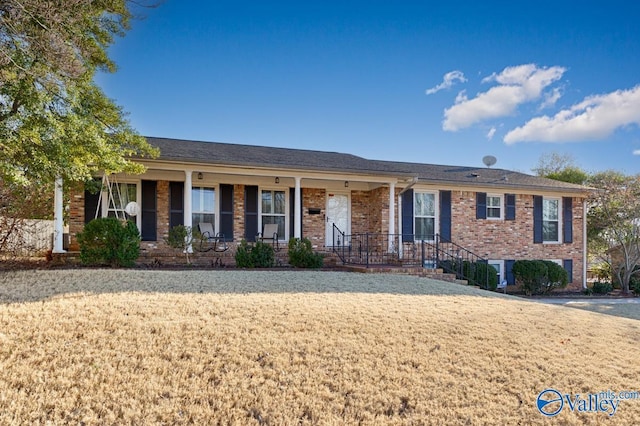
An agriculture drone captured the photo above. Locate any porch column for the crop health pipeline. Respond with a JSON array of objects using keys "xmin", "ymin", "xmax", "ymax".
[
  {"xmin": 294, "ymin": 177, "xmax": 302, "ymax": 239},
  {"xmin": 388, "ymin": 182, "xmax": 395, "ymax": 252},
  {"xmin": 184, "ymin": 170, "xmax": 193, "ymax": 252},
  {"xmin": 53, "ymin": 177, "xmax": 65, "ymax": 253}
]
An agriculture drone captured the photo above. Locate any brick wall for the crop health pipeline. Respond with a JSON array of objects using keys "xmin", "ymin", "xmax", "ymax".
[
  {"xmin": 302, "ymin": 188, "xmax": 326, "ymax": 248},
  {"xmin": 450, "ymin": 191, "xmax": 585, "ymax": 288},
  {"xmin": 68, "ymin": 183, "xmax": 85, "ymax": 251},
  {"xmin": 233, "ymin": 184, "xmax": 245, "ymax": 241}
]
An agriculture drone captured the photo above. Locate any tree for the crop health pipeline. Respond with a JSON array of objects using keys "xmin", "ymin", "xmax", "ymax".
[
  {"xmin": 587, "ymin": 171, "xmax": 640, "ymax": 294},
  {"xmin": 0, "ymin": 0, "xmax": 158, "ymax": 187},
  {"xmin": 532, "ymin": 152, "xmax": 589, "ymax": 185}
]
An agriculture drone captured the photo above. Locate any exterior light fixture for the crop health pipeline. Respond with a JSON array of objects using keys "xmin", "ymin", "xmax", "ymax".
[
  {"xmin": 275, "ymin": 177, "xmax": 280, "ymax": 184},
  {"xmin": 344, "ymin": 181, "xmax": 349, "ymax": 188},
  {"xmin": 197, "ymin": 172, "xmax": 203, "ymax": 180}
]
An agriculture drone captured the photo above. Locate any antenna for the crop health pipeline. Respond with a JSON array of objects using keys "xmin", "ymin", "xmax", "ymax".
[{"xmin": 482, "ymin": 155, "xmax": 497, "ymax": 168}]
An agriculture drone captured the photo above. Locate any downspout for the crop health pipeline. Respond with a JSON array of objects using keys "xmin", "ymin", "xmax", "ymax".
[
  {"xmin": 583, "ymin": 199, "xmax": 588, "ymax": 289},
  {"xmin": 53, "ymin": 177, "xmax": 65, "ymax": 253}
]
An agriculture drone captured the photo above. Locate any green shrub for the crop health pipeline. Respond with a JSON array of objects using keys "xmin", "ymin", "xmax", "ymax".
[
  {"xmin": 77, "ymin": 217, "xmax": 140, "ymax": 267},
  {"xmin": 288, "ymin": 238, "xmax": 324, "ymax": 268},
  {"xmin": 234, "ymin": 240, "xmax": 275, "ymax": 268},
  {"xmin": 512, "ymin": 260, "xmax": 568, "ymax": 295},
  {"xmin": 460, "ymin": 260, "xmax": 498, "ymax": 290},
  {"xmin": 591, "ymin": 281, "xmax": 613, "ymax": 295},
  {"xmin": 164, "ymin": 225, "xmax": 197, "ymax": 264}
]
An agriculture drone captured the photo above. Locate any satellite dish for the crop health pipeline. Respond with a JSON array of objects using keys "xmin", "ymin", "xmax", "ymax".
[
  {"xmin": 125, "ymin": 201, "xmax": 140, "ymax": 217},
  {"xmin": 482, "ymin": 155, "xmax": 497, "ymax": 168}
]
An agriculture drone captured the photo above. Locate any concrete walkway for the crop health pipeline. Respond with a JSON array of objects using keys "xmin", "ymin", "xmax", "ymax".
[{"xmin": 529, "ymin": 297, "xmax": 640, "ymax": 305}]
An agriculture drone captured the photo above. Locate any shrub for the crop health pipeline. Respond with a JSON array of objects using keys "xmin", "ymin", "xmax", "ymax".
[
  {"xmin": 512, "ymin": 260, "xmax": 568, "ymax": 296},
  {"xmin": 288, "ymin": 238, "xmax": 324, "ymax": 268},
  {"xmin": 164, "ymin": 225, "xmax": 197, "ymax": 264},
  {"xmin": 591, "ymin": 281, "xmax": 613, "ymax": 295},
  {"xmin": 77, "ymin": 218, "xmax": 140, "ymax": 267},
  {"xmin": 461, "ymin": 260, "xmax": 498, "ymax": 290},
  {"xmin": 234, "ymin": 240, "xmax": 275, "ymax": 268}
]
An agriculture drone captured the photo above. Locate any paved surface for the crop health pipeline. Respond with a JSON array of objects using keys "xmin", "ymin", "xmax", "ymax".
[{"xmin": 528, "ymin": 297, "xmax": 640, "ymax": 305}]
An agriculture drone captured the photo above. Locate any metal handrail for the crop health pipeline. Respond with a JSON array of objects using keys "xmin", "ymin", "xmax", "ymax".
[{"xmin": 330, "ymin": 230, "xmax": 491, "ymax": 289}]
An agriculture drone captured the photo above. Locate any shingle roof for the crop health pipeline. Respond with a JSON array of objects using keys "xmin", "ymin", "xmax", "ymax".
[{"xmin": 145, "ymin": 137, "xmax": 590, "ymax": 193}]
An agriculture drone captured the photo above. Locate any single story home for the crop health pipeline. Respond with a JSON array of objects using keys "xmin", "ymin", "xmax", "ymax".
[{"xmin": 58, "ymin": 137, "xmax": 590, "ymax": 289}]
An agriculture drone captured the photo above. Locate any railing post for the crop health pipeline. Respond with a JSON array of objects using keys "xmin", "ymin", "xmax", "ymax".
[
  {"xmin": 421, "ymin": 240, "xmax": 425, "ymax": 268},
  {"xmin": 435, "ymin": 234, "xmax": 440, "ymax": 267},
  {"xmin": 366, "ymin": 233, "xmax": 370, "ymax": 268}
]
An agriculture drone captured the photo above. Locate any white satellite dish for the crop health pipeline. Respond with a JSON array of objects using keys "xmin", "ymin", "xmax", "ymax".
[
  {"xmin": 125, "ymin": 201, "xmax": 140, "ymax": 217},
  {"xmin": 482, "ymin": 155, "xmax": 497, "ymax": 168}
]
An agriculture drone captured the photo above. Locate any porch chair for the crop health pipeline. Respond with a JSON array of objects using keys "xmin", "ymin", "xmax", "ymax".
[
  {"xmin": 197, "ymin": 222, "xmax": 229, "ymax": 252},
  {"xmin": 257, "ymin": 223, "xmax": 280, "ymax": 251}
]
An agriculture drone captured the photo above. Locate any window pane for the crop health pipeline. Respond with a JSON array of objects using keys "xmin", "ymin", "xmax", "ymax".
[
  {"xmin": 263, "ymin": 215, "xmax": 285, "ymax": 239},
  {"xmin": 262, "ymin": 191, "xmax": 272, "ymax": 213},
  {"xmin": 415, "ymin": 193, "xmax": 435, "ymax": 216},
  {"xmin": 487, "ymin": 207, "xmax": 501, "ymax": 218},
  {"xmin": 193, "ymin": 213, "xmax": 215, "ymax": 231},
  {"xmin": 543, "ymin": 221, "xmax": 559, "ymax": 241},
  {"xmin": 203, "ymin": 188, "xmax": 215, "ymax": 212},
  {"xmin": 108, "ymin": 183, "xmax": 136, "ymax": 210},
  {"xmin": 192, "ymin": 188, "xmax": 201, "ymax": 212},
  {"xmin": 274, "ymin": 191, "xmax": 285, "ymax": 214},
  {"xmin": 415, "ymin": 217, "xmax": 435, "ymax": 240},
  {"xmin": 487, "ymin": 196, "xmax": 501, "ymax": 207},
  {"xmin": 543, "ymin": 199, "xmax": 559, "ymax": 220}
]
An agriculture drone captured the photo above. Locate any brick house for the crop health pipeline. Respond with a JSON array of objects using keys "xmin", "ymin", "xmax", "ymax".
[{"xmin": 61, "ymin": 137, "xmax": 590, "ymax": 289}]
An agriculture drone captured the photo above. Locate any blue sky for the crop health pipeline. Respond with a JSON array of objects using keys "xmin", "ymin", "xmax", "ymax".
[{"xmin": 97, "ymin": 1, "xmax": 640, "ymax": 174}]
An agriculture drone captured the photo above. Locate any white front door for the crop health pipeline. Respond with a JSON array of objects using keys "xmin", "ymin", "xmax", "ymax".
[{"xmin": 325, "ymin": 193, "xmax": 350, "ymax": 246}]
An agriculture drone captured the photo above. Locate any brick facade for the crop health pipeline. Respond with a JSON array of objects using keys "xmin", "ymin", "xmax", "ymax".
[{"xmin": 302, "ymin": 188, "xmax": 326, "ymax": 248}]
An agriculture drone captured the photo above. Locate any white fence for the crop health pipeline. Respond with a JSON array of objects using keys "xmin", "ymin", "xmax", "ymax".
[{"xmin": 0, "ymin": 218, "xmax": 57, "ymax": 256}]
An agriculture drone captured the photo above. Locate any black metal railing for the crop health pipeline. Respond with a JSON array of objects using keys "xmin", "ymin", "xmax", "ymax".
[{"xmin": 331, "ymin": 228, "xmax": 490, "ymax": 288}]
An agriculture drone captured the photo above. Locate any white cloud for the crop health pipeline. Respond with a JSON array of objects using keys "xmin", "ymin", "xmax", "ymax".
[
  {"xmin": 486, "ymin": 127, "xmax": 497, "ymax": 140},
  {"xmin": 426, "ymin": 70, "xmax": 467, "ymax": 95},
  {"xmin": 633, "ymin": 150, "xmax": 640, "ymax": 156},
  {"xmin": 504, "ymin": 85, "xmax": 640, "ymax": 144},
  {"xmin": 539, "ymin": 87, "xmax": 562, "ymax": 110},
  {"xmin": 442, "ymin": 64, "xmax": 566, "ymax": 131}
]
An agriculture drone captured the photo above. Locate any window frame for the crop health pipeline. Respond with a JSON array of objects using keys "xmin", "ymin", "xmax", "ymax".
[
  {"xmin": 486, "ymin": 194, "xmax": 503, "ymax": 220},
  {"xmin": 542, "ymin": 197, "xmax": 562, "ymax": 243},
  {"xmin": 259, "ymin": 188, "xmax": 288, "ymax": 241},
  {"xmin": 191, "ymin": 186, "xmax": 217, "ymax": 235},
  {"xmin": 488, "ymin": 260, "xmax": 504, "ymax": 284},
  {"xmin": 414, "ymin": 191, "xmax": 438, "ymax": 242}
]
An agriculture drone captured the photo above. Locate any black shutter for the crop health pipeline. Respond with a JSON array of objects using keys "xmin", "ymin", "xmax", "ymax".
[
  {"xmin": 476, "ymin": 192, "xmax": 487, "ymax": 219},
  {"xmin": 84, "ymin": 179, "xmax": 101, "ymax": 224},
  {"xmin": 439, "ymin": 190, "xmax": 452, "ymax": 242},
  {"xmin": 141, "ymin": 180, "xmax": 157, "ymax": 241},
  {"xmin": 245, "ymin": 185, "xmax": 259, "ymax": 242},
  {"xmin": 505, "ymin": 260, "xmax": 516, "ymax": 285},
  {"xmin": 505, "ymin": 194, "xmax": 516, "ymax": 220},
  {"xmin": 563, "ymin": 259, "xmax": 573, "ymax": 283},
  {"xmin": 169, "ymin": 181, "xmax": 184, "ymax": 229},
  {"xmin": 219, "ymin": 184, "xmax": 234, "ymax": 241},
  {"xmin": 533, "ymin": 195, "xmax": 543, "ymax": 244},
  {"xmin": 563, "ymin": 197, "xmax": 573, "ymax": 243},
  {"xmin": 401, "ymin": 189, "xmax": 414, "ymax": 242},
  {"xmin": 289, "ymin": 188, "xmax": 294, "ymax": 239}
]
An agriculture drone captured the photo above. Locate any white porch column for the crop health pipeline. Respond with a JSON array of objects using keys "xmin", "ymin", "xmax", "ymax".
[
  {"xmin": 294, "ymin": 177, "xmax": 302, "ymax": 239},
  {"xmin": 388, "ymin": 182, "xmax": 395, "ymax": 252},
  {"xmin": 184, "ymin": 170, "xmax": 193, "ymax": 252},
  {"xmin": 53, "ymin": 177, "xmax": 65, "ymax": 253},
  {"xmin": 583, "ymin": 199, "xmax": 588, "ymax": 289}
]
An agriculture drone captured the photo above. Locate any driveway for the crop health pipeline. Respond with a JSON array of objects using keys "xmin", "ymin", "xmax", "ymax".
[{"xmin": 531, "ymin": 297, "xmax": 640, "ymax": 305}]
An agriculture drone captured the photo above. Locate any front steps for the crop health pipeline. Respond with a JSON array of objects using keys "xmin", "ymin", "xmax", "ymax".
[{"xmin": 335, "ymin": 264, "xmax": 466, "ymax": 284}]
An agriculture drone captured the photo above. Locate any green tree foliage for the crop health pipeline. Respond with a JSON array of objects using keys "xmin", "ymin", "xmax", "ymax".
[
  {"xmin": 587, "ymin": 171, "xmax": 640, "ymax": 294},
  {"xmin": 77, "ymin": 217, "xmax": 140, "ymax": 267},
  {"xmin": 532, "ymin": 152, "xmax": 589, "ymax": 184},
  {"xmin": 0, "ymin": 0, "xmax": 158, "ymax": 186}
]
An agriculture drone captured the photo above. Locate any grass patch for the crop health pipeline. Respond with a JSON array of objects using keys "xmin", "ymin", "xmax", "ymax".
[{"xmin": 0, "ymin": 270, "xmax": 639, "ymax": 424}]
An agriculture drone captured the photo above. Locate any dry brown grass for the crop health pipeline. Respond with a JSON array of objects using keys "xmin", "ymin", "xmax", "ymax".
[{"xmin": 0, "ymin": 270, "xmax": 639, "ymax": 425}]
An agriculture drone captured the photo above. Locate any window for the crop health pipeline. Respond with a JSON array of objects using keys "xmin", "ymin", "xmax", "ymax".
[
  {"xmin": 487, "ymin": 195, "xmax": 502, "ymax": 219},
  {"xmin": 106, "ymin": 182, "xmax": 137, "ymax": 220},
  {"xmin": 192, "ymin": 187, "xmax": 215, "ymax": 231},
  {"xmin": 261, "ymin": 190, "xmax": 286, "ymax": 239},
  {"xmin": 543, "ymin": 198, "xmax": 560, "ymax": 242},
  {"xmin": 415, "ymin": 192, "xmax": 436, "ymax": 241},
  {"xmin": 488, "ymin": 260, "xmax": 503, "ymax": 283}
]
